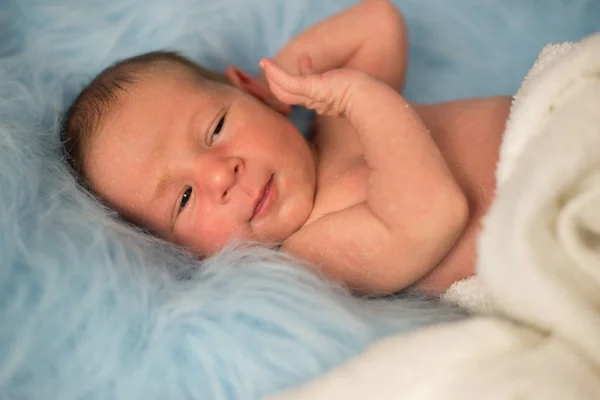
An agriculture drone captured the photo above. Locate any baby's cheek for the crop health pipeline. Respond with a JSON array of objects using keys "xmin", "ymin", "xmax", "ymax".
[{"xmin": 184, "ymin": 218, "xmax": 247, "ymax": 256}]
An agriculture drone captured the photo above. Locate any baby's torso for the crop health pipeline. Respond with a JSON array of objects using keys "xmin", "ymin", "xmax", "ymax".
[
  {"xmin": 298, "ymin": 95, "xmax": 511, "ymax": 292},
  {"xmin": 411, "ymin": 96, "xmax": 511, "ymax": 291}
]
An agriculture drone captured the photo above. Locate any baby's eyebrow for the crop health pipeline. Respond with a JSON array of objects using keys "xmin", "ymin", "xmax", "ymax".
[
  {"xmin": 154, "ymin": 170, "xmax": 174, "ymax": 202},
  {"xmin": 153, "ymin": 107, "xmax": 204, "ymax": 202},
  {"xmin": 153, "ymin": 170, "xmax": 178, "ymax": 233},
  {"xmin": 152, "ymin": 107, "xmax": 208, "ymax": 226}
]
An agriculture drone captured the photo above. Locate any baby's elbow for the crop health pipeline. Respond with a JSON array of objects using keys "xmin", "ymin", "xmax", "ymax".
[
  {"xmin": 366, "ymin": 189, "xmax": 469, "ymax": 295},
  {"xmin": 437, "ymin": 186, "xmax": 470, "ymax": 245},
  {"xmin": 369, "ymin": 0, "xmax": 405, "ymax": 26},
  {"xmin": 451, "ymin": 185, "xmax": 469, "ymax": 225},
  {"xmin": 363, "ymin": 0, "xmax": 407, "ymax": 90},
  {"xmin": 408, "ymin": 184, "xmax": 469, "ymax": 250}
]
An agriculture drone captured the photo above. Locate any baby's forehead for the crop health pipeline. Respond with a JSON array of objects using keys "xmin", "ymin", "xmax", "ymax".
[
  {"xmin": 84, "ymin": 65, "xmax": 224, "ymax": 190},
  {"xmin": 130, "ymin": 66, "xmax": 226, "ymax": 104},
  {"xmin": 98, "ymin": 66, "xmax": 222, "ymax": 135},
  {"xmin": 92, "ymin": 61, "xmax": 233, "ymax": 144},
  {"xmin": 134, "ymin": 64, "xmax": 201, "ymax": 89}
]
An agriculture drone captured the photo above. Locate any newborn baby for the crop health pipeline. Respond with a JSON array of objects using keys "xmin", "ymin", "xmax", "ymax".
[{"xmin": 62, "ymin": 0, "xmax": 510, "ymax": 295}]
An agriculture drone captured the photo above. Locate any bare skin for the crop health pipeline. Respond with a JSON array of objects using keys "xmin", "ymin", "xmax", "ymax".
[
  {"xmin": 410, "ymin": 98, "xmax": 509, "ymax": 293},
  {"xmin": 264, "ymin": 0, "xmax": 509, "ymax": 293},
  {"xmin": 262, "ymin": 59, "xmax": 508, "ymax": 295},
  {"xmin": 84, "ymin": 0, "xmax": 510, "ymax": 295},
  {"xmin": 303, "ymin": 94, "xmax": 508, "ymax": 294}
]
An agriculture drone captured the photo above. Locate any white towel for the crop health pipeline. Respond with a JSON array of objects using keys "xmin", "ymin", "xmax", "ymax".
[
  {"xmin": 269, "ymin": 31, "xmax": 600, "ymax": 400},
  {"xmin": 441, "ymin": 38, "xmax": 600, "ymax": 317},
  {"xmin": 478, "ymin": 33, "xmax": 600, "ymax": 368}
]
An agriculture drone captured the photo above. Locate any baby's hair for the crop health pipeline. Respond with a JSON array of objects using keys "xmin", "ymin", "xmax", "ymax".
[{"xmin": 61, "ymin": 50, "xmax": 228, "ymax": 178}]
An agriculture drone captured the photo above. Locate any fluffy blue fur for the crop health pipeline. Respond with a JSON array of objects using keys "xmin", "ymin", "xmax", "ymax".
[{"xmin": 1, "ymin": 0, "xmax": 598, "ymax": 399}]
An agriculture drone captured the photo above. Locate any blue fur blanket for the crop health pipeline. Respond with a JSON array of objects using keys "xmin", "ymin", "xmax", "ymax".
[{"xmin": 1, "ymin": 0, "xmax": 598, "ymax": 399}]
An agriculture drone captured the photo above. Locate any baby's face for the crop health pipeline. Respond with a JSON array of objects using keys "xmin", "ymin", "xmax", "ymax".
[{"xmin": 84, "ymin": 69, "xmax": 317, "ymax": 255}]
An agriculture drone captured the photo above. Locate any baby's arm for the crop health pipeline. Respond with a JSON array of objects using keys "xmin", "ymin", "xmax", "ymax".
[
  {"xmin": 262, "ymin": 59, "xmax": 468, "ymax": 294},
  {"xmin": 271, "ymin": 0, "xmax": 407, "ymax": 91}
]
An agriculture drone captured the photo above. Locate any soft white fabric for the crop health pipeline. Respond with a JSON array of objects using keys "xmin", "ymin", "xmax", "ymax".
[
  {"xmin": 441, "ymin": 276, "xmax": 495, "ymax": 313},
  {"xmin": 268, "ymin": 31, "xmax": 600, "ymax": 399}
]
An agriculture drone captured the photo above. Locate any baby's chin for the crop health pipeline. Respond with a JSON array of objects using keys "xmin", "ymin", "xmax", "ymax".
[
  {"xmin": 252, "ymin": 204, "xmax": 313, "ymax": 243},
  {"xmin": 191, "ymin": 202, "xmax": 314, "ymax": 257}
]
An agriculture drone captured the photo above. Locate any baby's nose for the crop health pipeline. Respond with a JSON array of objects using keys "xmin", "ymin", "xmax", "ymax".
[{"xmin": 208, "ymin": 157, "xmax": 242, "ymax": 204}]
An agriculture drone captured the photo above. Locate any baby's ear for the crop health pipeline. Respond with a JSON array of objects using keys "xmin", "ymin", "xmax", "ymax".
[{"xmin": 225, "ymin": 66, "xmax": 291, "ymax": 115}]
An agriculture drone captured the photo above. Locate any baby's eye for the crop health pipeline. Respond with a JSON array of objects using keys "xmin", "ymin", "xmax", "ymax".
[
  {"xmin": 179, "ymin": 187, "xmax": 193, "ymax": 212},
  {"xmin": 210, "ymin": 114, "xmax": 226, "ymax": 144}
]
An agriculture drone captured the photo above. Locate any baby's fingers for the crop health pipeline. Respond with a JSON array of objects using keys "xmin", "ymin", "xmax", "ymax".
[{"xmin": 259, "ymin": 58, "xmax": 313, "ymax": 105}]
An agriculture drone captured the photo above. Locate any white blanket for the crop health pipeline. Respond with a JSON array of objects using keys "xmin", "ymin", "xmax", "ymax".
[{"xmin": 269, "ymin": 31, "xmax": 600, "ymax": 399}]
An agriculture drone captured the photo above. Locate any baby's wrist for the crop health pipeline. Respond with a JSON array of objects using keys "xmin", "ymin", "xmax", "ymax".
[{"xmin": 321, "ymin": 69, "xmax": 373, "ymax": 118}]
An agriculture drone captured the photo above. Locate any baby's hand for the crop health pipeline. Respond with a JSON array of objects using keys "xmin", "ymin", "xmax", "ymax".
[{"xmin": 259, "ymin": 56, "xmax": 359, "ymax": 118}]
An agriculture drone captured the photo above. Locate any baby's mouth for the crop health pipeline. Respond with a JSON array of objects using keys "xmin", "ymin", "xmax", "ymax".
[{"xmin": 251, "ymin": 174, "xmax": 275, "ymax": 221}]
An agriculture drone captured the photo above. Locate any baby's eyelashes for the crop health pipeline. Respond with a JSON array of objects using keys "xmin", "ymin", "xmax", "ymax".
[
  {"xmin": 174, "ymin": 111, "xmax": 226, "ymax": 222},
  {"xmin": 209, "ymin": 113, "xmax": 226, "ymax": 145},
  {"xmin": 178, "ymin": 186, "xmax": 193, "ymax": 213},
  {"xmin": 174, "ymin": 110, "xmax": 227, "ymax": 221}
]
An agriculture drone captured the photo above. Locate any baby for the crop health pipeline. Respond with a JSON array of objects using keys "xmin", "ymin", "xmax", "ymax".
[{"xmin": 62, "ymin": 0, "xmax": 510, "ymax": 295}]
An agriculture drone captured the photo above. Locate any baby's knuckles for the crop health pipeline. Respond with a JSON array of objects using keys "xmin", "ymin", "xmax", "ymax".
[{"xmin": 310, "ymin": 69, "xmax": 364, "ymax": 117}]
